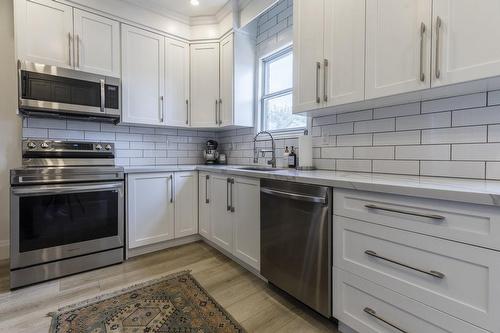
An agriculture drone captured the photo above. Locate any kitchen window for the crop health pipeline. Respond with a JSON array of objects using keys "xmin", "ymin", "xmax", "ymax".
[{"xmin": 260, "ymin": 47, "xmax": 307, "ymax": 135}]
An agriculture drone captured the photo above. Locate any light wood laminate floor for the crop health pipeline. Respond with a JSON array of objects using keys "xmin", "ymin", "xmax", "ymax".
[{"xmin": 0, "ymin": 241, "xmax": 338, "ymax": 332}]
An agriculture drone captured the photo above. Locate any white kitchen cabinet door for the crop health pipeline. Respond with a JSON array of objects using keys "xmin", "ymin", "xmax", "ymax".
[
  {"xmin": 73, "ymin": 9, "xmax": 120, "ymax": 77},
  {"xmin": 209, "ymin": 174, "xmax": 233, "ymax": 252},
  {"xmin": 190, "ymin": 43, "xmax": 220, "ymax": 128},
  {"xmin": 219, "ymin": 34, "xmax": 234, "ymax": 127},
  {"xmin": 174, "ymin": 172, "xmax": 198, "ymax": 238},
  {"xmin": 432, "ymin": 0, "xmax": 500, "ymax": 87},
  {"xmin": 324, "ymin": 0, "xmax": 365, "ymax": 106},
  {"xmin": 121, "ymin": 25, "xmax": 165, "ymax": 126},
  {"xmin": 127, "ymin": 173, "xmax": 174, "ymax": 248},
  {"xmin": 365, "ymin": 0, "xmax": 432, "ymax": 99},
  {"xmin": 165, "ymin": 38, "xmax": 190, "ymax": 127},
  {"xmin": 15, "ymin": 0, "xmax": 74, "ymax": 68},
  {"xmin": 293, "ymin": 0, "xmax": 325, "ymax": 113},
  {"xmin": 198, "ymin": 173, "xmax": 211, "ymax": 239},
  {"xmin": 232, "ymin": 177, "xmax": 260, "ymax": 271}
]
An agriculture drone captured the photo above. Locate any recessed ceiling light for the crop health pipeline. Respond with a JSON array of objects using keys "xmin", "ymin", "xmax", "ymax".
[{"xmin": 190, "ymin": 0, "xmax": 199, "ymax": 6}]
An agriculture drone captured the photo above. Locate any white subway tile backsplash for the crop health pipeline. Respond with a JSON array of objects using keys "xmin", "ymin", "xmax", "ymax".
[
  {"xmin": 130, "ymin": 157, "xmax": 156, "ymax": 166},
  {"xmin": 22, "ymin": 127, "xmax": 48, "ymax": 138},
  {"xmin": 337, "ymin": 134, "xmax": 372, "ymax": 147},
  {"xmin": 422, "ymin": 126, "xmax": 486, "ymax": 144},
  {"xmin": 313, "ymin": 115, "xmax": 336, "ymax": 126},
  {"xmin": 452, "ymin": 105, "xmax": 500, "ymax": 126},
  {"xmin": 396, "ymin": 112, "xmax": 451, "ymax": 131},
  {"xmin": 337, "ymin": 109, "xmax": 372, "ymax": 123},
  {"xmin": 486, "ymin": 162, "xmax": 500, "ymax": 179},
  {"xmin": 420, "ymin": 161, "xmax": 485, "ymax": 179},
  {"xmin": 116, "ymin": 149, "xmax": 142, "ymax": 158},
  {"xmin": 28, "ymin": 118, "xmax": 66, "ymax": 129},
  {"xmin": 116, "ymin": 133, "xmax": 142, "ymax": 141},
  {"xmin": 354, "ymin": 146, "xmax": 394, "ymax": 160},
  {"xmin": 143, "ymin": 134, "xmax": 167, "ymax": 142},
  {"xmin": 101, "ymin": 123, "xmax": 129, "ymax": 133},
  {"xmin": 421, "ymin": 93, "xmax": 486, "ymax": 113},
  {"xmin": 395, "ymin": 145, "xmax": 450, "ymax": 160},
  {"xmin": 84, "ymin": 131, "xmax": 115, "ymax": 141},
  {"xmin": 372, "ymin": 160, "xmax": 419, "ymax": 175},
  {"xmin": 130, "ymin": 126, "xmax": 155, "ymax": 134},
  {"xmin": 48, "ymin": 129, "xmax": 84, "ymax": 140},
  {"xmin": 354, "ymin": 118, "xmax": 395, "ymax": 134},
  {"xmin": 488, "ymin": 125, "xmax": 500, "ymax": 142},
  {"xmin": 129, "ymin": 141, "xmax": 155, "ymax": 149},
  {"xmin": 67, "ymin": 120, "xmax": 100, "ymax": 131},
  {"xmin": 374, "ymin": 102, "xmax": 420, "ymax": 119},
  {"xmin": 373, "ymin": 131, "xmax": 420, "ymax": 146},
  {"xmin": 313, "ymin": 159, "xmax": 335, "ymax": 170},
  {"xmin": 488, "ymin": 90, "xmax": 500, "ymax": 106},
  {"xmin": 321, "ymin": 147, "xmax": 353, "ymax": 159},
  {"xmin": 452, "ymin": 143, "xmax": 500, "ymax": 161},
  {"xmin": 336, "ymin": 159, "xmax": 371, "ymax": 172},
  {"xmin": 322, "ymin": 123, "xmax": 353, "ymax": 136}
]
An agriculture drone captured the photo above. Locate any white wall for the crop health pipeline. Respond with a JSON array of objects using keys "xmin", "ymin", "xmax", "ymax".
[{"xmin": 0, "ymin": 0, "xmax": 22, "ymax": 259}]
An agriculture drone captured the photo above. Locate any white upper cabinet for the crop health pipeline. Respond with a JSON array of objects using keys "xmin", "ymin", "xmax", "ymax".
[
  {"xmin": 293, "ymin": 0, "xmax": 325, "ymax": 113},
  {"xmin": 174, "ymin": 172, "xmax": 198, "ymax": 238},
  {"xmin": 432, "ymin": 0, "xmax": 500, "ymax": 87},
  {"xmin": 324, "ymin": 0, "xmax": 365, "ymax": 106},
  {"xmin": 73, "ymin": 9, "xmax": 120, "ymax": 77},
  {"xmin": 127, "ymin": 173, "xmax": 174, "ymax": 248},
  {"xmin": 365, "ymin": 0, "xmax": 432, "ymax": 99},
  {"xmin": 190, "ymin": 43, "xmax": 220, "ymax": 128},
  {"xmin": 121, "ymin": 24, "xmax": 165, "ymax": 126},
  {"xmin": 219, "ymin": 34, "xmax": 234, "ymax": 127},
  {"xmin": 165, "ymin": 38, "xmax": 190, "ymax": 127},
  {"xmin": 15, "ymin": 0, "xmax": 73, "ymax": 69}
]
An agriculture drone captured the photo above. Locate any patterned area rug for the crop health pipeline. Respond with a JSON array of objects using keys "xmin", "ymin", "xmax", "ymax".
[{"xmin": 48, "ymin": 271, "xmax": 245, "ymax": 333}]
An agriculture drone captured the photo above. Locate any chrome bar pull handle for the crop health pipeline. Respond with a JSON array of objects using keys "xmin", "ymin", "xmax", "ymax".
[
  {"xmin": 169, "ymin": 174, "xmax": 174, "ymax": 203},
  {"xmin": 76, "ymin": 34, "xmax": 80, "ymax": 68},
  {"xmin": 363, "ymin": 308, "xmax": 408, "ymax": 333},
  {"xmin": 226, "ymin": 178, "xmax": 231, "ymax": 211},
  {"xmin": 215, "ymin": 100, "xmax": 218, "ymax": 125},
  {"xmin": 205, "ymin": 175, "xmax": 210, "ymax": 204},
  {"xmin": 315, "ymin": 62, "xmax": 321, "ymax": 104},
  {"xmin": 218, "ymin": 98, "xmax": 222, "ymax": 125},
  {"xmin": 435, "ymin": 16, "xmax": 442, "ymax": 79},
  {"xmin": 185, "ymin": 99, "xmax": 189, "ymax": 125},
  {"xmin": 100, "ymin": 79, "xmax": 105, "ymax": 112},
  {"xmin": 159, "ymin": 96, "xmax": 164, "ymax": 122},
  {"xmin": 68, "ymin": 33, "xmax": 72, "ymax": 66},
  {"xmin": 230, "ymin": 178, "xmax": 235, "ymax": 212},
  {"xmin": 419, "ymin": 22, "xmax": 426, "ymax": 82},
  {"xmin": 365, "ymin": 250, "xmax": 445, "ymax": 279},
  {"xmin": 364, "ymin": 204, "xmax": 445, "ymax": 220},
  {"xmin": 323, "ymin": 59, "xmax": 328, "ymax": 102}
]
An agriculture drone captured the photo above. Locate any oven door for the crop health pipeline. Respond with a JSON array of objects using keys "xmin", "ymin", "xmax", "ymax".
[{"xmin": 10, "ymin": 181, "xmax": 124, "ymax": 269}]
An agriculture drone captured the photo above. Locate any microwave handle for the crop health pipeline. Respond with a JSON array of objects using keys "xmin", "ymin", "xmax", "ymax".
[{"xmin": 100, "ymin": 79, "xmax": 105, "ymax": 112}]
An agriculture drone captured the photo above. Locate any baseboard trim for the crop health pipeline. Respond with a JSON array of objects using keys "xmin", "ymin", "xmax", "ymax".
[
  {"xmin": 0, "ymin": 240, "xmax": 9, "ymax": 260},
  {"xmin": 126, "ymin": 234, "xmax": 201, "ymax": 259},
  {"xmin": 338, "ymin": 321, "xmax": 358, "ymax": 333}
]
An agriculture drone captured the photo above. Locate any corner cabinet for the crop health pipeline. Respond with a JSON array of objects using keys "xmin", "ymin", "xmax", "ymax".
[
  {"xmin": 174, "ymin": 171, "xmax": 198, "ymax": 238},
  {"xmin": 127, "ymin": 173, "xmax": 174, "ymax": 248},
  {"xmin": 293, "ymin": 0, "xmax": 366, "ymax": 112},
  {"xmin": 15, "ymin": 0, "xmax": 120, "ymax": 76},
  {"xmin": 200, "ymin": 172, "xmax": 261, "ymax": 271}
]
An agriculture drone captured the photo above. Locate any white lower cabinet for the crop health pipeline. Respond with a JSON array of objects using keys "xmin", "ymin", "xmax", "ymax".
[
  {"xmin": 200, "ymin": 172, "xmax": 260, "ymax": 271},
  {"xmin": 127, "ymin": 172, "xmax": 198, "ymax": 249},
  {"xmin": 174, "ymin": 172, "xmax": 198, "ymax": 238},
  {"xmin": 127, "ymin": 173, "xmax": 174, "ymax": 248}
]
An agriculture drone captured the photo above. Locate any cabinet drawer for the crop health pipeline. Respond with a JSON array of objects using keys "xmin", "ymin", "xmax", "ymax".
[
  {"xmin": 334, "ymin": 188, "xmax": 500, "ymax": 250},
  {"xmin": 334, "ymin": 269, "xmax": 489, "ymax": 333},
  {"xmin": 334, "ymin": 216, "xmax": 500, "ymax": 332}
]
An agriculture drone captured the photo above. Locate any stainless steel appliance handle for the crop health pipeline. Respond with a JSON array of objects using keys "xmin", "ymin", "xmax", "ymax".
[
  {"xmin": 315, "ymin": 62, "xmax": 321, "ymax": 104},
  {"xmin": 323, "ymin": 59, "xmax": 328, "ymax": 102},
  {"xmin": 419, "ymin": 22, "xmax": 426, "ymax": 82},
  {"xmin": 218, "ymin": 98, "xmax": 222, "ymax": 125},
  {"xmin": 261, "ymin": 187, "xmax": 327, "ymax": 204},
  {"xmin": 169, "ymin": 174, "xmax": 174, "ymax": 203},
  {"xmin": 226, "ymin": 178, "xmax": 231, "ymax": 211},
  {"xmin": 185, "ymin": 99, "xmax": 189, "ymax": 125},
  {"xmin": 76, "ymin": 34, "xmax": 80, "ymax": 68},
  {"xmin": 205, "ymin": 175, "xmax": 210, "ymax": 204},
  {"xmin": 100, "ymin": 79, "xmax": 105, "ymax": 112},
  {"xmin": 230, "ymin": 178, "xmax": 235, "ymax": 212},
  {"xmin": 365, "ymin": 250, "xmax": 445, "ymax": 279},
  {"xmin": 435, "ymin": 16, "xmax": 442, "ymax": 79},
  {"xmin": 363, "ymin": 307, "xmax": 408, "ymax": 333},
  {"xmin": 364, "ymin": 204, "xmax": 445, "ymax": 220},
  {"xmin": 215, "ymin": 100, "xmax": 218, "ymax": 125},
  {"xmin": 11, "ymin": 182, "xmax": 123, "ymax": 196},
  {"xmin": 68, "ymin": 33, "xmax": 72, "ymax": 67},
  {"xmin": 160, "ymin": 96, "xmax": 164, "ymax": 122}
]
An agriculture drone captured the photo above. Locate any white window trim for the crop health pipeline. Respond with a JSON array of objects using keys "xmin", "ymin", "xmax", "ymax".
[{"xmin": 255, "ymin": 45, "xmax": 310, "ymax": 139}]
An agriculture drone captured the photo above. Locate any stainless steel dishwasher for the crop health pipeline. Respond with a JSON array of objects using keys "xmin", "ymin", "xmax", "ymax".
[{"xmin": 260, "ymin": 179, "xmax": 332, "ymax": 318}]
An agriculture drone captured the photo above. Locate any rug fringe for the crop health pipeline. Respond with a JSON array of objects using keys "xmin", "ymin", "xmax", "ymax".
[{"xmin": 48, "ymin": 270, "xmax": 192, "ymax": 317}]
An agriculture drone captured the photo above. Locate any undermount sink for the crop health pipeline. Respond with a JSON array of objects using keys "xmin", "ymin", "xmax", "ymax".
[{"xmin": 236, "ymin": 166, "xmax": 284, "ymax": 172}]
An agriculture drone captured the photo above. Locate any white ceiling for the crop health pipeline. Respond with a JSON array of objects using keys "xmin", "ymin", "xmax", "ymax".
[{"xmin": 124, "ymin": 0, "xmax": 231, "ymax": 18}]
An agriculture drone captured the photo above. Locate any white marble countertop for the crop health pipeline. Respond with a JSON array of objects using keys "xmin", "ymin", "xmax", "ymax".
[{"xmin": 124, "ymin": 165, "xmax": 500, "ymax": 206}]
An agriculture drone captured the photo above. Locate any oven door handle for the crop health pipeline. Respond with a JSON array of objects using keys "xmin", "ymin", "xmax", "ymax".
[{"xmin": 11, "ymin": 182, "xmax": 123, "ymax": 196}]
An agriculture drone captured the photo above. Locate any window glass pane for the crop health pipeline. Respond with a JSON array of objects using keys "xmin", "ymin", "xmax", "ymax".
[
  {"xmin": 266, "ymin": 52, "xmax": 293, "ymax": 94},
  {"xmin": 263, "ymin": 93, "xmax": 306, "ymax": 131}
]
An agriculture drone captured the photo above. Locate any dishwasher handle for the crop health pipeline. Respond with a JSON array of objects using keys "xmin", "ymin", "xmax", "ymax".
[{"xmin": 261, "ymin": 187, "xmax": 327, "ymax": 204}]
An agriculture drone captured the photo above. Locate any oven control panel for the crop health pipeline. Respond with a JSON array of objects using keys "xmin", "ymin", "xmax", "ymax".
[{"xmin": 23, "ymin": 140, "xmax": 114, "ymax": 154}]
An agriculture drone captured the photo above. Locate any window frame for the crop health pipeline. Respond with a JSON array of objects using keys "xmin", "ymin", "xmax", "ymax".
[{"xmin": 259, "ymin": 46, "xmax": 306, "ymax": 137}]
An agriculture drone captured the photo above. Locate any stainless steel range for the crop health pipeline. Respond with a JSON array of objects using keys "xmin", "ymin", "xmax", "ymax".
[{"xmin": 10, "ymin": 140, "xmax": 124, "ymax": 289}]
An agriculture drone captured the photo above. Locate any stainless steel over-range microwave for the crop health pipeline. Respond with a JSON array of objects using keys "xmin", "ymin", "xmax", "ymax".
[{"xmin": 17, "ymin": 60, "xmax": 120, "ymax": 123}]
